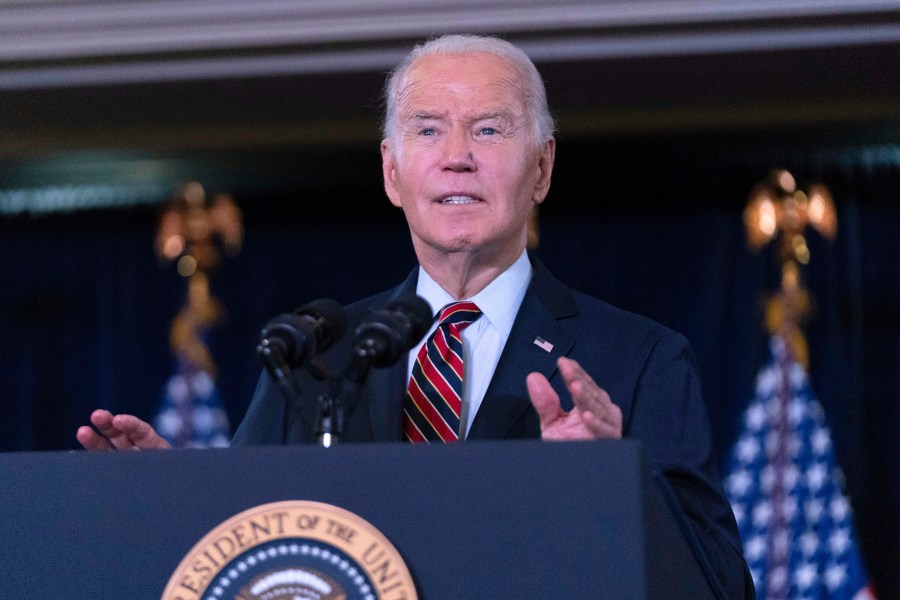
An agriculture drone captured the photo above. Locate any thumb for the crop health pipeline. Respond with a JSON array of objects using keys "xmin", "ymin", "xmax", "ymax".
[{"xmin": 527, "ymin": 372, "xmax": 561, "ymax": 428}]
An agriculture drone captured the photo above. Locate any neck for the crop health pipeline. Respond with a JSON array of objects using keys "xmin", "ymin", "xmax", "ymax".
[{"xmin": 417, "ymin": 245, "xmax": 524, "ymax": 300}]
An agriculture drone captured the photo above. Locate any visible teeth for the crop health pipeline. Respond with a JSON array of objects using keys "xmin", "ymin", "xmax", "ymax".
[{"xmin": 441, "ymin": 195, "xmax": 477, "ymax": 204}]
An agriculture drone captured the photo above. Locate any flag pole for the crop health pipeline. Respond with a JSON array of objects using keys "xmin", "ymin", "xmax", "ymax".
[{"xmin": 743, "ymin": 168, "xmax": 837, "ymax": 369}]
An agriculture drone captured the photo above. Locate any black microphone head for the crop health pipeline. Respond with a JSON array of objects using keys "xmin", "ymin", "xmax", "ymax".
[
  {"xmin": 355, "ymin": 294, "xmax": 433, "ymax": 368},
  {"xmin": 384, "ymin": 294, "xmax": 433, "ymax": 348},
  {"xmin": 295, "ymin": 298, "xmax": 347, "ymax": 354},
  {"xmin": 259, "ymin": 313, "xmax": 318, "ymax": 366},
  {"xmin": 258, "ymin": 298, "xmax": 347, "ymax": 370}
]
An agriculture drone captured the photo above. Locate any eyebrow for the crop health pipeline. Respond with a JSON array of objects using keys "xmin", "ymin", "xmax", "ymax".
[
  {"xmin": 407, "ymin": 110, "xmax": 513, "ymax": 123},
  {"xmin": 410, "ymin": 111, "xmax": 443, "ymax": 120},
  {"xmin": 473, "ymin": 111, "xmax": 512, "ymax": 121}
]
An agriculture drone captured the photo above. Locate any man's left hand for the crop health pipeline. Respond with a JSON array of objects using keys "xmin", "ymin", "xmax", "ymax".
[{"xmin": 527, "ymin": 357, "xmax": 623, "ymax": 440}]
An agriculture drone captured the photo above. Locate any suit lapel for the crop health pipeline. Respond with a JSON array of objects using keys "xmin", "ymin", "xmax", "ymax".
[
  {"xmin": 468, "ymin": 255, "xmax": 578, "ymax": 439},
  {"xmin": 365, "ymin": 269, "xmax": 420, "ymax": 441}
]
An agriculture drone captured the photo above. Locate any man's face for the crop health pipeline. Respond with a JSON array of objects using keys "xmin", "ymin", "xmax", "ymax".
[{"xmin": 381, "ymin": 52, "xmax": 554, "ymax": 268}]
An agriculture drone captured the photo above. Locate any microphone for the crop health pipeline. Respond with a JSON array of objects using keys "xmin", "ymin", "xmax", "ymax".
[
  {"xmin": 257, "ymin": 298, "xmax": 347, "ymax": 371},
  {"xmin": 352, "ymin": 294, "xmax": 432, "ymax": 370},
  {"xmin": 316, "ymin": 295, "xmax": 431, "ymax": 448},
  {"xmin": 256, "ymin": 298, "xmax": 346, "ymax": 446}
]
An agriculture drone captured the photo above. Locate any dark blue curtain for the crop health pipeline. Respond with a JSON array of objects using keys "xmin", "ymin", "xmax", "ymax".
[{"xmin": 1, "ymin": 137, "xmax": 897, "ymax": 596}]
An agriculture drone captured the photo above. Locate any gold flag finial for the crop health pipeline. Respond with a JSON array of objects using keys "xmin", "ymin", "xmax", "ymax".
[
  {"xmin": 155, "ymin": 182, "xmax": 244, "ymax": 278},
  {"xmin": 744, "ymin": 169, "xmax": 837, "ymax": 369},
  {"xmin": 154, "ymin": 181, "xmax": 244, "ymax": 364},
  {"xmin": 152, "ymin": 183, "xmax": 243, "ymax": 447}
]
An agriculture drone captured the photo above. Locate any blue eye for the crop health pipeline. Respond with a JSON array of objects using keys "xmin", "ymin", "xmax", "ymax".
[
  {"xmin": 419, "ymin": 128, "xmax": 435, "ymax": 136},
  {"xmin": 480, "ymin": 127, "xmax": 497, "ymax": 135}
]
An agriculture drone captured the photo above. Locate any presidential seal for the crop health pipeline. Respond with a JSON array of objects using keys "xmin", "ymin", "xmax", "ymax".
[{"xmin": 162, "ymin": 501, "xmax": 417, "ymax": 600}]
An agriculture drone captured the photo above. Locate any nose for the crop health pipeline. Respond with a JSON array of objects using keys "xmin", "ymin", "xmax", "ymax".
[{"xmin": 442, "ymin": 129, "xmax": 476, "ymax": 173}]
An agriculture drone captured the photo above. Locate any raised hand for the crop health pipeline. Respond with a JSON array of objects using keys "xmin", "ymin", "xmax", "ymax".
[{"xmin": 526, "ymin": 356, "xmax": 623, "ymax": 440}]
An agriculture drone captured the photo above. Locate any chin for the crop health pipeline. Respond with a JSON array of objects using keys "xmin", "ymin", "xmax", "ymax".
[{"xmin": 433, "ymin": 230, "xmax": 479, "ymax": 250}]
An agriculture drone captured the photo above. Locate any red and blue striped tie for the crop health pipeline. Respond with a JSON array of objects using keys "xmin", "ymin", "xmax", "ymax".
[{"xmin": 403, "ymin": 301, "xmax": 482, "ymax": 442}]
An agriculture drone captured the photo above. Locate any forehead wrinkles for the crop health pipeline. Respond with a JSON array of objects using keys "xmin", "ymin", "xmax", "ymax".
[{"xmin": 395, "ymin": 66, "xmax": 529, "ymax": 125}]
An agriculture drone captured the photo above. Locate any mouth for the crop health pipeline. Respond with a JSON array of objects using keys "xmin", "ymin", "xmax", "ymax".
[{"xmin": 435, "ymin": 195, "xmax": 482, "ymax": 205}]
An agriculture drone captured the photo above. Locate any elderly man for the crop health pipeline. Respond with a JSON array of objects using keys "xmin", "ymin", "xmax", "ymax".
[{"xmin": 79, "ymin": 34, "xmax": 751, "ymax": 598}]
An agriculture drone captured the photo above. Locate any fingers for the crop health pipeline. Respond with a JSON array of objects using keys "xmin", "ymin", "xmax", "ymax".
[
  {"xmin": 111, "ymin": 414, "xmax": 171, "ymax": 449},
  {"xmin": 76, "ymin": 425, "xmax": 113, "ymax": 451},
  {"xmin": 77, "ymin": 409, "xmax": 171, "ymax": 451},
  {"xmin": 557, "ymin": 357, "xmax": 623, "ymax": 439},
  {"xmin": 90, "ymin": 409, "xmax": 139, "ymax": 450},
  {"xmin": 526, "ymin": 372, "xmax": 563, "ymax": 429}
]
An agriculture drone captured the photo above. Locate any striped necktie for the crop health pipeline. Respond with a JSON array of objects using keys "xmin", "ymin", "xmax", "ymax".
[{"xmin": 403, "ymin": 301, "xmax": 482, "ymax": 442}]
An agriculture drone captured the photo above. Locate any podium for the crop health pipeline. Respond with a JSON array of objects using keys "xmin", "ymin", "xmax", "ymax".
[{"xmin": 0, "ymin": 440, "xmax": 714, "ymax": 598}]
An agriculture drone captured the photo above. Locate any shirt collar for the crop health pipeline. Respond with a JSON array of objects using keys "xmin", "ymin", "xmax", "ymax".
[{"xmin": 415, "ymin": 250, "xmax": 532, "ymax": 337}]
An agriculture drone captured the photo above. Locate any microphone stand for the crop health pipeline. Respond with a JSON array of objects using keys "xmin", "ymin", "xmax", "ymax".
[
  {"xmin": 316, "ymin": 344, "xmax": 377, "ymax": 447},
  {"xmin": 256, "ymin": 338, "xmax": 307, "ymax": 444},
  {"xmin": 312, "ymin": 393, "xmax": 340, "ymax": 448},
  {"xmin": 258, "ymin": 338, "xmax": 369, "ymax": 449}
]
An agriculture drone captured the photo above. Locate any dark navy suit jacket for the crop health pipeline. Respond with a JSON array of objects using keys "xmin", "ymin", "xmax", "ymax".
[{"xmin": 233, "ymin": 256, "xmax": 753, "ymax": 599}]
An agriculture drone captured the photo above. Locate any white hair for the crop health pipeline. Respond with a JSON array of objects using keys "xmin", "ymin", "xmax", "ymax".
[{"xmin": 382, "ymin": 34, "xmax": 555, "ymax": 147}]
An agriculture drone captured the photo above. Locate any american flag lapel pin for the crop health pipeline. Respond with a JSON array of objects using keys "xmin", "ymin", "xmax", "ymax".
[{"xmin": 533, "ymin": 336, "xmax": 554, "ymax": 353}]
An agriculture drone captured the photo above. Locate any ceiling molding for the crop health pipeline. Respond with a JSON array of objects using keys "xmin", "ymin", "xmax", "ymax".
[{"xmin": 1, "ymin": 0, "xmax": 899, "ymax": 89}]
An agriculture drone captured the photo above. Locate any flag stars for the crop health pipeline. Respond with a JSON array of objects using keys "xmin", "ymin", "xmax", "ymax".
[
  {"xmin": 736, "ymin": 435, "xmax": 761, "ymax": 463},
  {"xmin": 807, "ymin": 463, "xmax": 828, "ymax": 492},
  {"xmin": 788, "ymin": 397, "xmax": 807, "ymax": 425},
  {"xmin": 757, "ymin": 367, "xmax": 778, "ymax": 396},
  {"xmin": 781, "ymin": 495, "xmax": 798, "ymax": 521},
  {"xmin": 825, "ymin": 564, "xmax": 848, "ymax": 591},
  {"xmin": 805, "ymin": 499, "xmax": 825, "ymax": 522},
  {"xmin": 783, "ymin": 465, "xmax": 800, "ymax": 491},
  {"xmin": 753, "ymin": 501, "xmax": 773, "ymax": 528},
  {"xmin": 812, "ymin": 428, "xmax": 831, "ymax": 455},
  {"xmin": 744, "ymin": 535, "xmax": 766, "ymax": 562},
  {"xmin": 788, "ymin": 363, "xmax": 806, "ymax": 387},
  {"xmin": 727, "ymin": 470, "xmax": 753, "ymax": 498},
  {"xmin": 829, "ymin": 528, "xmax": 851, "ymax": 556},
  {"xmin": 726, "ymin": 347, "xmax": 873, "ymax": 600},
  {"xmin": 830, "ymin": 496, "xmax": 850, "ymax": 521},
  {"xmin": 794, "ymin": 562, "xmax": 818, "ymax": 589},
  {"xmin": 800, "ymin": 530, "xmax": 820, "ymax": 556},
  {"xmin": 746, "ymin": 402, "xmax": 767, "ymax": 431}
]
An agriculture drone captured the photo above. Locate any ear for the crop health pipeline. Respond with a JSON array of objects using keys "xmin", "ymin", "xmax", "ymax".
[
  {"xmin": 381, "ymin": 139, "xmax": 403, "ymax": 208},
  {"xmin": 531, "ymin": 137, "xmax": 556, "ymax": 206}
]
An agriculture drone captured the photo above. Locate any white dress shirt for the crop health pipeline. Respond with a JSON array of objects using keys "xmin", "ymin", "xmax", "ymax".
[{"xmin": 408, "ymin": 250, "xmax": 532, "ymax": 439}]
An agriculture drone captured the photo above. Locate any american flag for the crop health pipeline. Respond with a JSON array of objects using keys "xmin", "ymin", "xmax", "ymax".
[
  {"xmin": 725, "ymin": 337, "xmax": 875, "ymax": 600},
  {"xmin": 154, "ymin": 362, "xmax": 231, "ymax": 449}
]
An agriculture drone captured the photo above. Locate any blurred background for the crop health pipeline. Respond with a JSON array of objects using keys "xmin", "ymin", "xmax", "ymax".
[{"xmin": 1, "ymin": 1, "xmax": 898, "ymax": 596}]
